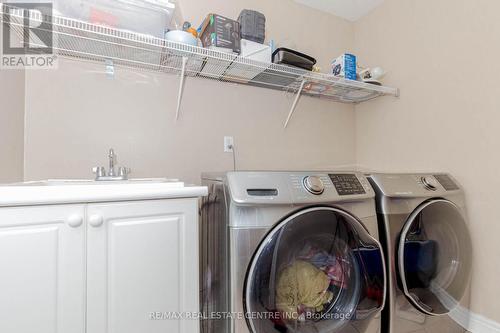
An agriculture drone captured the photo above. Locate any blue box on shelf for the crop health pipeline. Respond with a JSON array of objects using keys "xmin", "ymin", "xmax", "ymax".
[{"xmin": 331, "ymin": 53, "xmax": 357, "ymax": 80}]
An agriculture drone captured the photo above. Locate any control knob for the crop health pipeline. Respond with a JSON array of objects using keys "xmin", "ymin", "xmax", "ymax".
[
  {"xmin": 303, "ymin": 176, "xmax": 325, "ymax": 195},
  {"xmin": 421, "ymin": 176, "xmax": 438, "ymax": 191}
]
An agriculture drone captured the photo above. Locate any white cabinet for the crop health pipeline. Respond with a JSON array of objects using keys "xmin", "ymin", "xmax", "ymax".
[
  {"xmin": 86, "ymin": 199, "xmax": 200, "ymax": 333},
  {"xmin": 0, "ymin": 198, "xmax": 200, "ymax": 333},
  {"xmin": 0, "ymin": 205, "xmax": 86, "ymax": 333}
]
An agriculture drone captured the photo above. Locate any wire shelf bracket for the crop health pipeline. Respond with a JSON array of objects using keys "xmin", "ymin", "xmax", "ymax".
[
  {"xmin": 175, "ymin": 56, "xmax": 188, "ymax": 120},
  {"xmin": 284, "ymin": 80, "xmax": 306, "ymax": 129}
]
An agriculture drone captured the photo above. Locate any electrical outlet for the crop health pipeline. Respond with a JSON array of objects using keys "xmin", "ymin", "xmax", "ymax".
[{"xmin": 224, "ymin": 136, "xmax": 234, "ymax": 153}]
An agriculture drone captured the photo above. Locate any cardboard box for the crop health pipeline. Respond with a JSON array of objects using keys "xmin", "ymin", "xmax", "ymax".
[
  {"xmin": 200, "ymin": 14, "xmax": 241, "ymax": 54},
  {"xmin": 331, "ymin": 53, "xmax": 357, "ymax": 80},
  {"xmin": 224, "ymin": 39, "xmax": 271, "ymax": 82},
  {"xmin": 240, "ymin": 39, "xmax": 271, "ymax": 63}
]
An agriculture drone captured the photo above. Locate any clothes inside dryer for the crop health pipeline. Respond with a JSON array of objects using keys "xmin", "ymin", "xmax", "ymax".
[
  {"xmin": 403, "ymin": 240, "xmax": 439, "ymax": 289},
  {"xmin": 245, "ymin": 207, "xmax": 385, "ymax": 333},
  {"xmin": 274, "ymin": 238, "xmax": 354, "ymax": 320}
]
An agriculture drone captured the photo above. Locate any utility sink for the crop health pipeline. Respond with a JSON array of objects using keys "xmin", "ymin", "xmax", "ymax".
[
  {"xmin": 0, "ymin": 149, "xmax": 208, "ymax": 207},
  {"xmin": 0, "ymin": 148, "xmax": 207, "ymax": 207},
  {"xmin": 13, "ymin": 178, "xmax": 184, "ymax": 187}
]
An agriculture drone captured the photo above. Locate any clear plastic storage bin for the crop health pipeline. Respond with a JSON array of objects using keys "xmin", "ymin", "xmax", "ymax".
[
  {"xmin": 62, "ymin": 0, "xmax": 177, "ymax": 37},
  {"xmin": 7, "ymin": 0, "xmax": 178, "ymax": 38}
]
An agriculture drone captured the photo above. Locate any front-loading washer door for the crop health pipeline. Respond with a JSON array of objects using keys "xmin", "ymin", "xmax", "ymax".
[
  {"xmin": 398, "ymin": 199, "xmax": 473, "ymax": 316},
  {"xmin": 244, "ymin": 207, "xmax": 386, "ymax": 333}
]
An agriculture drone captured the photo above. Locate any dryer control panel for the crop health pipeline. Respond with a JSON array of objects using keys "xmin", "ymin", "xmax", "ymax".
[
  {"xmin": 434, "ymin": 174, "xmax": 459, "ymax": 191},
  {"xmin": 369, "ymin": 173, "xmax": 462, "ymax": 199}
]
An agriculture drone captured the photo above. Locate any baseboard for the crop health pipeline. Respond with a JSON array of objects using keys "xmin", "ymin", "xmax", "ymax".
[
  {"xmin": 449, "ymin": 305, "xmax": 500, "ymax": 333},
  {"xmin": 468, "ymin": 313, "xmax": 500, "ymax": 333},
  {"xmin": 428, "ymin": 282, "xmax": 500, "ymax": 333}
]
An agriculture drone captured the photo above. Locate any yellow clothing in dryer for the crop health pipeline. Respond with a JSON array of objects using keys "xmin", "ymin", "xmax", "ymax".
[{"xmin": 276, "ymin": 260, "xmax": 333, "ymax": 318}]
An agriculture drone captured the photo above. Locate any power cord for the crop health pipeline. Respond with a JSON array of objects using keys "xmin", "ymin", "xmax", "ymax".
[{"xmin": 228, "ymin": 144, "xmax": 237, "ymax": 171}]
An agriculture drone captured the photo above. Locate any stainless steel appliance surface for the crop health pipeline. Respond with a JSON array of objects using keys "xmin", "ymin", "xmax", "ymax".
[
  {"xmin": 368, "ymin": 173, "xmax": 473, "ymax": 333},
  {"xmin": 200, "ymin": 171, "xmax": 387, "ymax": 333}
]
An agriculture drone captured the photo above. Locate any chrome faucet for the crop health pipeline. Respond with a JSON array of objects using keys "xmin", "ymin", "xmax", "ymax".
[
  {"xmin": 92, "ymin": 148, "xmax": 131, "ymax": 181},
  {"xmin": 108, "ymin": 148, "xmax": 117, "ymax": 177}
]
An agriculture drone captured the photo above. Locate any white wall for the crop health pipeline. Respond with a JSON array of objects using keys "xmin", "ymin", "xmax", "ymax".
[
  {"xmin": 23, "ymin": 0, "xmax": 357, "ymax": 184},
  {"xmin": 354, "ymin": 0, "xmax": 500, "ymax": 324},
  {"xmin": 0, "ymin": 69, "xmax": 24, "ymax": 183}
]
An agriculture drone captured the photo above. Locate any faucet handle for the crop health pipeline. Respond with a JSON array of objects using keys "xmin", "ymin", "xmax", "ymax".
[
  {"xmin": 92, "ymin": 166, "xmax": 106, "ymax": 179},
  {"xmin": 118, "ymin": 167, "xmax": 131, "ymax": 179}
]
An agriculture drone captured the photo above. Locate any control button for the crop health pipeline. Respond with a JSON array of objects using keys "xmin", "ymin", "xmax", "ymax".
[
  {"xmin": 421, "ymin": 176, "xmax": 438, "ymax": 191},
  {"xmin": 303, "ymin": 176, "xmax": 325, "ymax": 195}
]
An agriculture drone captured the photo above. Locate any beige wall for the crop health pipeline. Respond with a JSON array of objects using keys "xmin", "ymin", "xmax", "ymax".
[
  {"xmin": 11, "ymin": 0, "xmax": 500, "ymax": 325},
  {"xmin": 354, "ymin": 0, "xmax": 500, "ymax": 323},
  {"xmin": 0, "ymin": 69, "xmax": 24, "ymax": 183},
  {"xmin": 24, "ymin": 0, "xmax": 356, "ymax": 184}
]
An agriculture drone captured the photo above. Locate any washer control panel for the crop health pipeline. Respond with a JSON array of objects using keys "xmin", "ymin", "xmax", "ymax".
[
  {"xmin": 288, "ymin": 172, "xmax": 372, "ymax": 202},
  {"xmin": 329, "ymin": 174, "xmax": 367, "ymax": 196},
  {"xmin": 228, "ymin": 172, "xmax": 374, "ymax": 205}
]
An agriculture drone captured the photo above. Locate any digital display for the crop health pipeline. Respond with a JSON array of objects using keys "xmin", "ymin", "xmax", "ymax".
[
  {"xmin": 329, "ymin": 174, "xmax": 366, "ymax": 196},
  {"xmin": 434, "ymin": 175, "xmax": 459, "ymax": 191}
]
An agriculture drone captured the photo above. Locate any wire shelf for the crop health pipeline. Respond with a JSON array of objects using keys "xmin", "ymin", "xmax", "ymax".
[{"xmin": 1, "ymin": 4, "xmax": 399, "ymax": 103}]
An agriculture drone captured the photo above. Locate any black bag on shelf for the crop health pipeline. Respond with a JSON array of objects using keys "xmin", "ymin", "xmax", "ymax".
[{"xmin": 238, "ymin": 9, "xmax": 266, "ymax": 44}]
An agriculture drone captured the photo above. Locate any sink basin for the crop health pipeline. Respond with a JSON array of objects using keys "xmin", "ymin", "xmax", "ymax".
[{"xmin": 11, "ymin": 178, "xmax": 183, "ymax": 187}]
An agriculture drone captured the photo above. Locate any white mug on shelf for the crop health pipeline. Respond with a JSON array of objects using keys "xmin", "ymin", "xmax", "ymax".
[{"xmin": 359, "ymin": 66, "xmax": 386, "ymax": 81}]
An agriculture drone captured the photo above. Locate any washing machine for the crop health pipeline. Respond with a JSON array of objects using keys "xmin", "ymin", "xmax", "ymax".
[
  {"xmin": 200, "ymin": 171, "xmax": 386, "ymax": 333},
  {"xmin": 368, "ymin": 173, "xmax": 473, "ymax": 333}
]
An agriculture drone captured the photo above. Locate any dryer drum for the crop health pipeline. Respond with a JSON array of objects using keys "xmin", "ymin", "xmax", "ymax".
[{"xmin": 398, "ymin": 199, "xmax": 473, "ymax": 316}]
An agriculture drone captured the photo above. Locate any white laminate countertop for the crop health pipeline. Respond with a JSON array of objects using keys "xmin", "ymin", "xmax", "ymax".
[{"xmin": 0, "ymin": 179, "xmax": 208, "ymax": 207}]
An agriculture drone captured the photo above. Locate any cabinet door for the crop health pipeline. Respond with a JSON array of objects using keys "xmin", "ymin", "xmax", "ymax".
[
  {"xmin": 86, "ymin": 199, "xmax": 200, "ymax": 333},
  {"xmin": 0, "ymin": 205, "xmax": 86, "ymax": 333}
]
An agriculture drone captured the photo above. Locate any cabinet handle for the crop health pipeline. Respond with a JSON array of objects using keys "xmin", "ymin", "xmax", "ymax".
[
  {"xmin": 66, "ymin": 214, "xmax": 83, "ymax": 228},
  {"xmin": 89, "ymin": 214, "xmax": 104, "ymax": 228}
]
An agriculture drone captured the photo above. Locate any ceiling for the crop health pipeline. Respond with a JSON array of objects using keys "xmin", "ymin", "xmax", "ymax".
[{"xmin": 294, "ymin": 0, "xmax": 385, "ymax": 21}]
